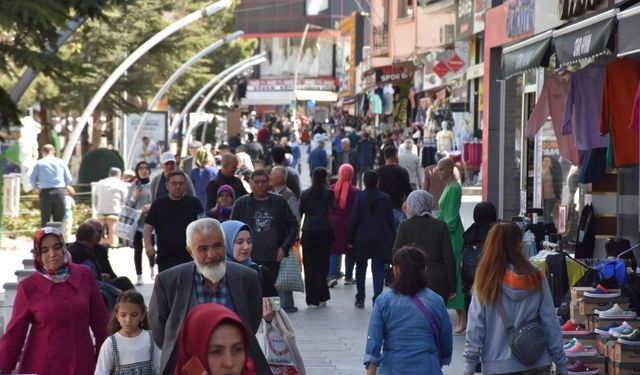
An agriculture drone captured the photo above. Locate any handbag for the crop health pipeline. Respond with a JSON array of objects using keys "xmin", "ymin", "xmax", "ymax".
[
  {"xmin": 495, "ymin": 294, "xmax": 547, "ymax": 366},
  {"xmin": 114, "ymin": 206, "xmax": 142, "ymax": 243},
  {"xmin": 275, "ymin": 254, "xmax": 305, "ymax": 292},
  {"xmin": 409, "ymin": 296, "xmax": 444, "ymax": 367}
]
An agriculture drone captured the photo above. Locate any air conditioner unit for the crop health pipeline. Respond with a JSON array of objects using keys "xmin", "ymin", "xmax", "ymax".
[{"xmin": 439, "ymin": 24, "xmax": 455, "ymax": 45}]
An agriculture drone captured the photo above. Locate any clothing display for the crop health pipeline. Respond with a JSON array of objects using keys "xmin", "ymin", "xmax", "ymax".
[
  {"xmin": 577, "ymin": 148, "xmax": 607, "ymax": 184},
  {"xmin": 526, "ymin": 72, "xmax": 579, "ymax": 165},
  {"xmin": 561, "ymin": 64, "xmax": 608, "ymax": 150},
  {"xmin": 599, "ymin": 58, "xmax": 639, "ymax": 166}
]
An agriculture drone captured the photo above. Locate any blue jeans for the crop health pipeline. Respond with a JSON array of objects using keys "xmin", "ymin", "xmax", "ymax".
[
  {"xmin": 329, "ymin": 253, "xmax": 355, "ymax": 279},
  {"xmin": 392, "ymin": 209, "xmax": 405, "ymax": 232},
  {"xmin": 355, "ymin": 259, "xmax": 387, "ymax": 303}
]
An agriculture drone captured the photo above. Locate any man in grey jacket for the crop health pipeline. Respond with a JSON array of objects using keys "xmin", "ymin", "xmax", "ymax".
[
  {"xmin": 149, "ymin": 151, "xmax": 195, "ymax": 202},
  {"xmin": 148, "ymin": 218, "xmax": 271, "ymax": 374}
]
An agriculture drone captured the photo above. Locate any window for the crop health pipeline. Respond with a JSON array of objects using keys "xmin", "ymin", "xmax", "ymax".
[{"xmin": 398, "ymin": 0, "xmax": 414, "ymax": 19}]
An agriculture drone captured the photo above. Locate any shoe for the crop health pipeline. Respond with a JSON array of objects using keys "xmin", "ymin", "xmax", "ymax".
[
  {"xmin": 150, "ymin": 267, "xmax": 156, "ymax": 280},
  {"xmin": 565, "ymin": 341, "xmax": 598, "ymax": 357},
  {"xmin": 568, "ymin": 360, "xmax": 600, "ymax": 375},
  {"xmin": 584, "ymin": 284, "xmax": 621, "ymax": 298},
  {"xmin": 283, "ymin": 307, "xmax": 299, "ymax": 313},
  {"xmin": 618, "ymin": 329, "xmax": 640, "ymax": 345},
  {"xmin": 327, "ymin": 279, "xmax": 338, "ymax": 288},
  {"xmin": 562, "ymin": 321, "xmax": 590, "ymax": 336},
  {"xmin": 610, "ymin": 322, "xmax": 635, "ymax": 338},
  {"xmin": 595, "ymin": 321, "xmax": 619, "ymax": 335},
  {"xmin": 355, "ymin": 299, "xmax": 364, "ymax": 308},
  {"xmin": 564, "ymin": 338, "xmax": 593, "ymax": 350},
  {"xmin": 596, "ymin": 304, "xmax": 637, "ymax": 319},
  {"xmin": 135, "ymin": 275, "xmax": 143, "ymax": 286},
  {"xmin": 319, "ymin": 301, "xmax": 327, "ymax": 307},
  {"xmin": 337, "ymin": 271, "xmax": 345, "ymax": 280},
  {"xmin": 344, "ymin": 278, "xmax": 356, "ymax": 285}
]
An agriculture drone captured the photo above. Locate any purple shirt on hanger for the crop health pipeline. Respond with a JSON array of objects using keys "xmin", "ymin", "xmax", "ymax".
[
  {"xmin": 561, "ymin": 64, "xmax": 609, "ymax": 150},
  {"xmin": 526, "ymin": 72, "xmax": 579, "ymax": 165}
]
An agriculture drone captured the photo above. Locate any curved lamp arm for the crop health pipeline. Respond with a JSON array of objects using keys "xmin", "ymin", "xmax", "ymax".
[
  {"xmin": 182, "ymin": 56, "xmax": 266, "ymax": 156},
  {"xmin": 62, "ymin": 0, "xmax": 232, "ymax": 163},
  {"xmin": 125, "ymin": 30, "xmax": 244, "ymax": 167}
]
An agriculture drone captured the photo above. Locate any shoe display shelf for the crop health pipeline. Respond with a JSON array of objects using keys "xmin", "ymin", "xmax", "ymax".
[
  {"xmin": 589, "ymin": 317, "xmax": 640, "ymax": 333},
  {"xmin": 606, "ymin": 340, "xmax": 640, "ymax": 375},
  {"xmin": 579, "ymin": 297, "xmax": 630, "ymax": 316}
]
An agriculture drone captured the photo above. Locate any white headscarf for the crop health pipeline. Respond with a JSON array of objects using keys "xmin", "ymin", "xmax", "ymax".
[{"xmin": 405, "ymin": 190, "xmax": 434, "ymax": 219}]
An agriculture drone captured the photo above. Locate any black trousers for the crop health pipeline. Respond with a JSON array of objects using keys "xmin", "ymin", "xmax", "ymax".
[
  {"xmin": 301, "ymin": 230, "xmax": 332, "ymax": 305},
  {"xmin": 39, "ymin": 188, "xmax": 65, "ymax": 227},
  {"xmin": 133, "ymin": 231, "xmax": 156, "ymax": 275}
]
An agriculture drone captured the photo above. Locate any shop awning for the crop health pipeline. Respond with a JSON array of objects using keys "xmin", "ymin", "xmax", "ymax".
[
  {"xmin": 552, "ymin": 9, "xmax": 618, "ymax": 66},
  {"xmin": 617, "ymin": 6, "xmax": 640, "ymax": 57},
  {"xmin": 296, "ymin": 90, "xmax": 338, "ymax": 102},
  {"xmin": 502, "ymin": 31, "xmax": 553, "ymax": 80}
]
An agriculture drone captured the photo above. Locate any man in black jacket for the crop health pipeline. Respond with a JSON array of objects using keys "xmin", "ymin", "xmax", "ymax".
[
  {"xmin": 205, "ymin": 153, "xmax": 249, "ymax": 211},
  {"xmin": 231, "ymin": 169, "xmax": 298, "ymax": 282}
]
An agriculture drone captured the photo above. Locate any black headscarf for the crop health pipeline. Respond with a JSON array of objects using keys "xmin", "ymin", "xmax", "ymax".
[
  {"xmin": 134, "ymin": 161, "xmax": 150, "ymax": 184},
  {"xmin": 463, "ymin": 202, "xmax": 497, "ymax": 246}
]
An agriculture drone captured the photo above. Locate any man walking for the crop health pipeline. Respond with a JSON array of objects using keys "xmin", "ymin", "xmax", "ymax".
[
  {"xmin": 356, "ymin": 131, "xmax": 376, "ymax": 188},
  {"xmin": 205, "ymin": 154, "xmax": 249, "ymax": 211},
  {"xmin": 93, "ymin": 167, "xmax": 128, "ymax": 246},
  {"xmin": 266, "ymin": 146, "xmax": 301, "ymax": 198},
  {"xmin": 231, "ymin": 170, "xmax": 298, "ymax": 288},
  {"xmin": 376, "ymin": 146, "xmax": 413, "ymax": 229},
  {"xmin": 30, "ymin": 144, "xmax": 73, "ymax": 227},
  {"xmin": 149, "ymin": 151, "xmax": 196, "ymax": 202},
  {"xmin": 308, "ymin": 139, "xmax": 328, "ymax": 176},
  {"xmin": 336, "ymin": 138, "xmax": 359, "ymax": 185},
  {"xmin": 398, "ymin": 139, "xmax": 422, "ymax": 190},
  {"xmin": 144, "ymin": 171, "xmax": 203, "ymax": 272},
  {"xmin": 148, "ymin": 218, "xmax": 270, "ymax": 374},
  {"xmin": 180, "ymin": 141, "xmax": 202, "ymax": 175}
]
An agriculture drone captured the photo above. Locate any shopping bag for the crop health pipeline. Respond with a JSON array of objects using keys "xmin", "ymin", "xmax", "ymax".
[
  {"xmin": 275, "ymin": 254, "xmax": 305, "ymax": 293},
  {"xmin": 114, "ymin": 206, "xmax": 141, "ymax": 243},
  {"xmin": 259, "ymin": 310, "xmax": 306, "ymax": 375}
]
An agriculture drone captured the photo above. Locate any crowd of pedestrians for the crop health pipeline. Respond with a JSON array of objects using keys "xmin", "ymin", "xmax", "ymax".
[{"xmin": 0, "ymin": 121, "xmax": 568, "ymax": 375}]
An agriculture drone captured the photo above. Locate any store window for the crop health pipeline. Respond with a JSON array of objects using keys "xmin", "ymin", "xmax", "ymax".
[{"xmin": 398, "ymin": 0, "xmax": 414, "ymax": 19}]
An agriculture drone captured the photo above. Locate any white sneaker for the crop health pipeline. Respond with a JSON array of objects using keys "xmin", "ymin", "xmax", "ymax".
[
  {"xmin": 150, "ymin": 267, "xmax": 156, "ymax": 280},
  {"xmin": 597, "ymin": 304, "xmax": 637, "ymax": 319},
  {"xmin": 135, "ymin": 275, "xmax": 143, "ymax": 286}
]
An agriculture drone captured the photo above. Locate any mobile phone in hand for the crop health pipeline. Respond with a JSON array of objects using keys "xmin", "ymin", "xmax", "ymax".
[{"xmin": 181, "ymin": 356, "xmax": 207, "ymax": 375}]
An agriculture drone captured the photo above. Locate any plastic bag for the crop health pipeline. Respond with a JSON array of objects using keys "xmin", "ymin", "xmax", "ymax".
[{"xmin": 258, "ymin": 309, "xmax": 306, "ymax": 375}]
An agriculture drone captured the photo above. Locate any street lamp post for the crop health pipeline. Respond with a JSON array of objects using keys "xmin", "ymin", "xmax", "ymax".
[
  {"xmin": 62, "ymin": 0, "xmax": 233, "ymax": 164},
  {"xmin": 125, "ymin": 30, "xmax": 244, "ymax": 167},
  {"xmin": 291, "ymin": 23, "xmax": 325, "ymax": 122}
]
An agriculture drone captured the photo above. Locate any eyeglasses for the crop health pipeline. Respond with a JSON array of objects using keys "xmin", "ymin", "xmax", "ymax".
[{"xmin": 170, "ymin": 181, "xmax": 186, "ymax": 186}]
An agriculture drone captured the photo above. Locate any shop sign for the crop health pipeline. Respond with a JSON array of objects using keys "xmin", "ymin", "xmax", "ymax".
[
  {"xmin": 247, "ymin": 78, "xmax": 336, "ymax": 92},
  {"xmin": 433, "ymin": 61, "xmax": 450, "ymax": 77},
  {"xmin": 506, "ymin": 0, "xmax": 535, "ymax": 38},
  {"xmin": 474, "ymin": 0, "xmax": 488, "ymax": 33},
  {"xmin": 553, "ymin": 15, "xmax": 615, "ymax": 65},
  {"xmin": 448, "ymin": 54, "xmax": 465, "ymax": 72},
  {"xmin": 377, "ymin": 65, "xmax": 413, "ymax": 84},
  {"xmin": 466, "ymin": 62, "xmax": 484, "ymax": 80},
  {"xmin": 457, "ymin": 0, "xmax": 474, "ymax": 39}
]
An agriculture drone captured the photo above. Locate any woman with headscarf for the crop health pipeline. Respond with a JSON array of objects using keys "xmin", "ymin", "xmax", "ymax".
[
  {"xmin": 126, "ymin": 161, "xmax": 155, "ymax": 284},
  {"xmin": 328, "ymin": 164, "xmax": 360, "ymax": 286},
  {"xmin": 208, "ymin": 185, "xmax": 236, "ymax": 223},
  {"xmin": 190, "ymin": 147, "xmax": 219, "ymax": 209},
  {"xmin": 175, "ymin": 303, "xmax": 257, "ymax": 375},
  {"xmin": 0, "ymin": 227, "xmax": 109, "ymax": 375},
  {"xmin": 461, "ymin": 202, "xmax": 497, "ymax": 328},
  {"xmin": 393, "ymin": 190, "xmax": 457, "ymax": 307}
]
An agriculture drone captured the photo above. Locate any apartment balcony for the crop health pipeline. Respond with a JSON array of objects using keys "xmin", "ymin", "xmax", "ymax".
[{"xmin": 372, "ymin": 25, "xmax": 389, "ymax": 56}]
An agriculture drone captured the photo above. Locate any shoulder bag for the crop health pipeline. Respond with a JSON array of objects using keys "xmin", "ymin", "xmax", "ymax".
[
  {"xmin": 495, "ymin": 293, "xmax": 547, "ymax": 366},
  {"xmin": 410, "ymin": 296, "xmax": 444, "ymax": 366}
]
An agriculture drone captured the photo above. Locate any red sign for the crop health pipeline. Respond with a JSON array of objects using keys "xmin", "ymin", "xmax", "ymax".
[
  {"xmin": 432, "ymin": 61, "xmax": 450, "ymax": 78},
  {"xmin": 448, "ymin": 54, "xmax": 465, "ymax": 72}
]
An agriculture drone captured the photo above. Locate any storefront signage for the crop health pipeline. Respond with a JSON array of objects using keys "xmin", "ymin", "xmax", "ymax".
[
  {"xmin": 506, "ymin": 0, "xmax": 535, "ymax": 38},
  {"xmin": 378, "ymin": 66, "xmax": 413, "ymax": 83},
  {"xmin": 448, "ymin": 54, "xmax": 465, "ymax": 72},
  {"xmin": 502, "ymin": 31, "xmax": 552, "ymax": 79},
  {"xmin": 553, "ymin": 15, "xmax": 615, "ymax": 65},
  {"xmin": 247, "ymin": 78, "xmax": 336, "ymax": 92},
  {"xmin": 466, "ymin": 62, "xmax": 484, "ymax": 80},
  {"xmin": 474, "ymin": 0, "xmax": 488, "ymax": 33},
  {"xmin": 457, "ymin": 0, "xmax": 474, "ymax": 39},
  {"xmin": 433, "ymin": 61, "xmax": 450, "ymax": 77}
]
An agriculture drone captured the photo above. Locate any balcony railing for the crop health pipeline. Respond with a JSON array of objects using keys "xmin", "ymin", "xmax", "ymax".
[{"xmin": 372, "ymin": 25, "xmax": 389, "ymax": 55}]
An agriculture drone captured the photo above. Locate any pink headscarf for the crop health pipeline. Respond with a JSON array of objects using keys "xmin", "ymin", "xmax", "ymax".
[{"xmin": 333, "ymin": 164, "xmax": 354, "ymax": 210}]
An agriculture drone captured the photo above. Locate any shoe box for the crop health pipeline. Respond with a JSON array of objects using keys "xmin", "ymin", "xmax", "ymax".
[
  {"xmin": 579, "ymin": 297, "xmax": 630, "ymax": 316},
  {"xmin": 588, "ymin": 317, "xmax": 640, "ymax": 332},
  {"xmin": 608, "ymin": 361, "xmax": 640, "ymax": 375},
  {"xmin": 607, "ymin": 341, "xmax": 640, "ymax": 363}
]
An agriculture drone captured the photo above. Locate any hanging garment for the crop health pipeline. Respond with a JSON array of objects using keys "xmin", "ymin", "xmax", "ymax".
[
  {"xmin": 577, "ymin": 147, "xmax": 607, "ymax": 184},
  {"xmin": 545, "ymin": 252, "xmax": 570, "ymax": 308},
  {"xmin": 526, "ymin": 73, "xmax": 579, "ymax": 165},
  {"xmin": 599, "ymin": 58, "xmax": 640, "ymax": 166},
  {"xmin": 629, "ymin": 82, "xmax": 640, "ymax": 132},
  {"xmin": 575, "ymin": 203, "xmax": 596, "ymax": 259},
  {"xmin": 561, "ymin": 64, "xmax": 609, "ymax": 150}
]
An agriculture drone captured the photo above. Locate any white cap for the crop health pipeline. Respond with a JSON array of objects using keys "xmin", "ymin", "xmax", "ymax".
[{"xmin": 161, "ymin": 151, "xmax": 176, "ymax": 164}]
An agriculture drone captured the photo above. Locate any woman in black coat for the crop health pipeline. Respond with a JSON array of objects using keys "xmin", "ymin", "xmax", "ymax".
[
  {"xmin": 300, "ymin": 167, "xmax": 335, "ymax": 307},
  {"xmin": 348, "ymin": 171, "xmax": 395, "ymax": 308}
]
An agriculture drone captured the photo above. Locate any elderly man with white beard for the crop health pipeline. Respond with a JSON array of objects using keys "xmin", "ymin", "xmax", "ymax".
[{"xmin": 148, "ymin": 218, "xmax": 272, "ymax": 375}]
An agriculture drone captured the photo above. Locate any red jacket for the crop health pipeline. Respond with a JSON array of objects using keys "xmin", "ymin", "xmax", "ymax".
[{"xmin": 0, "ymin": 264, "xmax": 109, "ymax": 374}]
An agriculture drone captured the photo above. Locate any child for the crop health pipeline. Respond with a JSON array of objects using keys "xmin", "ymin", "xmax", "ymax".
[
  {"xmin": 63, "ymin": 186, "xmax": 76, "ymax": 239},
  {"xmin": 95, "ymin": 291, "xmax": 161, "ymax": 375},
  {"xmin": 207, "ymin": 184, "xmax": 235, "ymax": 223}
]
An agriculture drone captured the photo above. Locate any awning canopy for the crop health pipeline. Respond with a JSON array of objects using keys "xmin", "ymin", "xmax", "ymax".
[
  {"xmin": 502, "ymin": 31, "xmax": 553, "ymax": 80},
  {"xmin": 296, "ymin": 90, "xmax": 338, "ymax": 102},
  {"xmin": 617, "ymin": 6, "xmax": 640, "ymax": 57},
  {"xmin": 552, "ymin": 9, "xmax": 617, "ymax": 66}
]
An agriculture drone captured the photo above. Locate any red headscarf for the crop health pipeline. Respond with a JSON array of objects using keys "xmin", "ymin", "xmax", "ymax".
[
  {"xmin": 175, "ymin": 304, "xmax": 256, "ymax": 375},
  {"xmin": 333, "ymin": 164, "xmax": 354, "ymax": 210}
]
